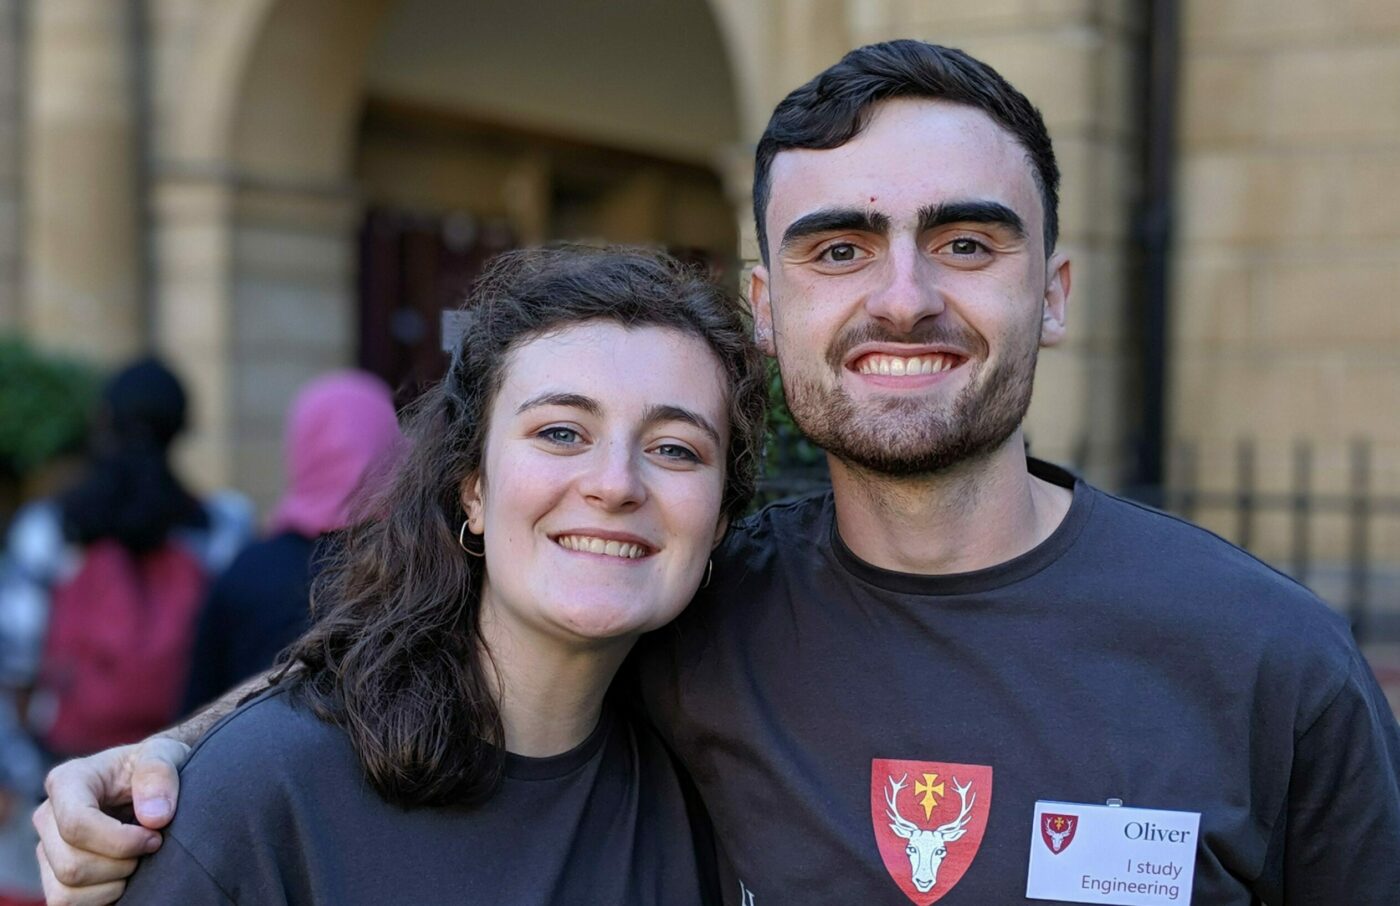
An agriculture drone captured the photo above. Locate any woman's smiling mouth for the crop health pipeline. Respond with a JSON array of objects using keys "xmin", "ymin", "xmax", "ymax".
[{"xmin": 552, "ymin": 533, "xmax": 655, "ymax": 560}]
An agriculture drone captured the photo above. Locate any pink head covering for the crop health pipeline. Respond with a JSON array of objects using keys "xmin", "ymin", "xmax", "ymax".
[{"xmin": 267, "ymin": 370, "xmax": 403, "ymax": 538}]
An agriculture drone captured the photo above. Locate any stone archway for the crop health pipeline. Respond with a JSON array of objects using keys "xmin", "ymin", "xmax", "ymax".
[{"xmin": 155, "ymin": 0, "xmax": 749, "ymax": 506}]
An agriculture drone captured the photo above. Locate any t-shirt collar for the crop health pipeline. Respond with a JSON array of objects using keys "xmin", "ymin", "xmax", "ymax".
[{"xmin": 827, "ymin": 458, "xmax": 1095, "ymax": 596}]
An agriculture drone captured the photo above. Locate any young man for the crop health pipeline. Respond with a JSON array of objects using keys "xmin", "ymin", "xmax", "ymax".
[{"xmin": 34, "ymin": 41, "xmax": 1400, "ymax": 906}]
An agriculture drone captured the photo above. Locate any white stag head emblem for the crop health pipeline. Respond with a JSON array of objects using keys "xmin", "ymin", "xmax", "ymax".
[
  {"xmin": 1044, "ymin": 815, "xmax": 1074, "ymax": 852},
  {"xmin": 885, "ymin": 773, "xmax": 976, "ymax": 893}
]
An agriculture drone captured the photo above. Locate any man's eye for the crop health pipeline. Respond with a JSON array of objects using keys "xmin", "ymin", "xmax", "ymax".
[
  {"xmin": 948, "ymin": 238, "xmax": 987, "ymax": 255},
  {"xmin": 538, "ymin": 427, "xmax": 581, "ymax": 445},
  {"xmin": 820, "ymin": 243, "xmax": 861, "ymax": 263}
]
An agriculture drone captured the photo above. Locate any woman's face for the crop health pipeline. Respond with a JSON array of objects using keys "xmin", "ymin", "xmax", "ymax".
[{"xmin": 463, "ymin": 321, "xmax": 730, "ymax": 649}]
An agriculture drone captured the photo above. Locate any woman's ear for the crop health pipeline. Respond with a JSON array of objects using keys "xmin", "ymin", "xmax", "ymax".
[
  {"xmin": 711, "ymin": 515, "xmax": 730, "ymax": 548},
  {"xmin": 458, "ymin": 473, "xmax": 485, "ymax": 534}
]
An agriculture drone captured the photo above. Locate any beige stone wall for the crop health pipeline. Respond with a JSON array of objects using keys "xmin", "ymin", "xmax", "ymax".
[
  {"xmin": 833, "ymin": 0, "xmax": 1144, "ymax": 486},
  {"xmin": 20, "ymin": 0, "xmax": 1394, "ymax": 566},
  {"xmin": 0, "ymin": 0, "xmax": 22, "ymax": 331},
  {"xmin": 1175, "ymin": 1, "xmax": 1400, "ymax": 565},
  {"xmin": 152, "ymin": 177, "xmax": 358, "ymax": 509},
  {"xmin": 148, "ymin": 0, "xmax": 385, "ymax": 505},
  {"xmin": 365, "ymin": 0, "xmax": 739, "ymax": 168}
]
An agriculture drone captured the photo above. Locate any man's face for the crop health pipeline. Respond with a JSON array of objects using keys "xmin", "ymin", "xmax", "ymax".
[{"xmin": 751, "ymin": 98, "xmax": 1070, "ymax": 476}]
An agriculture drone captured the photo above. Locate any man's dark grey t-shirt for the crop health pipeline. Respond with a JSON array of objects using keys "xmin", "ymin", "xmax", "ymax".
[
  {"xmin": 639, "ymin": 460, "xmax": 1400, "ymax": 904},
  {"xmin": 119, "ymin": 687, "xmax": 717, "ymax": 905}
]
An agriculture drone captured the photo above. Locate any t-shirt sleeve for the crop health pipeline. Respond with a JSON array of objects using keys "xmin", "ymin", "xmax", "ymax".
[
  {"xmin": 118, "ymin": 834, "xmax": 235, "ymax": 905},
  {"xmin": 117, "ymin": 688, "xmax": 325, "ymax": 906},
  {"xmin": 1261, "ymin": 651, "xmax": 1400, "ymax": 903}
]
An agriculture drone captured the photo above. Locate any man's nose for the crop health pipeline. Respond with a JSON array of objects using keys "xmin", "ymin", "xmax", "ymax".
[
  {"xmin": 863, "ymin": 244, "xmax": 946, "ymax": 334},
  {"xmin": 579, "ymin": 441, "xmax": 646, "ymax": 510}
]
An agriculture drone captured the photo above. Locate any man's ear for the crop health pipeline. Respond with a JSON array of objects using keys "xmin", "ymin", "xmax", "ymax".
[
  {"xmin": 749, "ymin": 265, "xmax": 776, "ymax": 357},
  {"xmin": 458, "ymin": 472, "xmax": 485, "ymax": 534},
  {"xmin": 1039, "ymin": 252, "xmax": 1071, "ymax": 348}
]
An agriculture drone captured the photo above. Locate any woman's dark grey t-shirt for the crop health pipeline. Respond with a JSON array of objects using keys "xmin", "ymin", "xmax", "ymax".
[{"xmin": 118, "ymin": 687, "xmax": 716, "ymax": 905}]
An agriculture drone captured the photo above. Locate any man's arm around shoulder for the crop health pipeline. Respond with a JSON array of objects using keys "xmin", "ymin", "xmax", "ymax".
[{"xmin": 32, "ymin": 672, "xmax": 270, "ymax": 906}]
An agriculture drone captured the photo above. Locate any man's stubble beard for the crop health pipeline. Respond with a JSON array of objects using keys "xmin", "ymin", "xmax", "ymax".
[{"xmin": 778, "ymin": 324, "xmax": 1041, "ymax": 478}]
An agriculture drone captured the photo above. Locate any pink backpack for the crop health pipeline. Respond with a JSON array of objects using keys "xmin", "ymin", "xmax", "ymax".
[{"xmin": 34, "ymin": 539, "xmax": 208, "ymax": 756}]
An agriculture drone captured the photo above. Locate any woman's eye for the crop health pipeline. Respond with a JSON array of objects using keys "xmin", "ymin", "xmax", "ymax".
[
  {"xmin": 538, "ymin": 426, "xmax": 582, "ymax": 445},
  {"xmin": 652, "ymin": 443, "xmax": 700, "ymax": 463}
]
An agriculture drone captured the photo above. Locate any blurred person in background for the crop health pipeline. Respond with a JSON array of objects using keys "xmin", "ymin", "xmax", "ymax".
[
  {"xmin": 180, "ymin": 370, "xmax": 402, "ymax": 716},
  {"xmin": 0, "ymin": 358, "xmax": 250, "ymax": 904}
]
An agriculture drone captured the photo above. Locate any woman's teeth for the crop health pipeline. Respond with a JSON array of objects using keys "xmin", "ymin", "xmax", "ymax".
[{"xmin": 555, "ymin": 535, "xmax": 648, "ymax": 559}]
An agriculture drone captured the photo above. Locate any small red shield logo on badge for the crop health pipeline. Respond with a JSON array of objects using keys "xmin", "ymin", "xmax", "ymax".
[
  {"xmin": 1040, "ymin": 812, "xmax": 1078, "ymax": 855},
  {"xmin": 871, "ymin": 759, "xmax": 993, "ymax": 905}
]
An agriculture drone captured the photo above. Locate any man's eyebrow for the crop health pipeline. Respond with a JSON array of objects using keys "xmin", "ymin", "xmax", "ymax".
[
  {"xmin": 643, "ymin": 404, "xmax": 722, "ymax": 447},
  {"xmin": 516, "ymin": 392, "xmax": 602, "ymax": 416},
  {"xmin": 779, "ymin": 207, "xmax": 891, "ymax": 252},
  {"xmin": 918, "ymin": 201, "xmax": 1026, "ymax": 238}
]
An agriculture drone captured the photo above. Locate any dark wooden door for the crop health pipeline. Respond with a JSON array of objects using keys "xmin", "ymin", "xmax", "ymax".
[{"xmin": 357, "ymin": 208, "xmax": 515, "ymax": 405}]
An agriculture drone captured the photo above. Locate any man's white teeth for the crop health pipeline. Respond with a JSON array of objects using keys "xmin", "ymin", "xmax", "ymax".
[
  {"xmin": 857, "ymin": 354, "xmax": 954, "ymax": 376},
  {"xmin": 556, "ymin": 535, "xmax": 647, "ymax": 559}
]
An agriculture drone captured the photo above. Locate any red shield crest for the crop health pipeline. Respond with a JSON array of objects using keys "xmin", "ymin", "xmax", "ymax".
[
  {"xmin": 1040, "ymin": 812, "xmax": 1078, "ymax": 855},
  {"xmin": 870, "ymin": 759, "xmax": 993, "ymax": 905}
]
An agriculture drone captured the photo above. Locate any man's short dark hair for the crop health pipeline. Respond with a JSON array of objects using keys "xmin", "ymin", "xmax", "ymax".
[{"xmin": 753, "ymin": 40, "xmax": 1060, "ymax": 264}]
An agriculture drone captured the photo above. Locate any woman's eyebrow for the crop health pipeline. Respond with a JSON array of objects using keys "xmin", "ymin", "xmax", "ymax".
[
  {"xmin": 515, "ymin": 395, "xmax": 720, "ymax": 445},
  {"xmin": 515, "ymin": 392, "xmax": 602, "ymax": 416},
  {"xmin": 643, "ymin": 404, "xmax": 721, "ymax": 446}
]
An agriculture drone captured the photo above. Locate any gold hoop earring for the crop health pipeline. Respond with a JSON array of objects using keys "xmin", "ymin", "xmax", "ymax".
[
  {"xmin": 458, "ymin": 520, "xmax": 485, "ymax": 558},
  {"xmin": 701, "ymin": 558, "xmax": 713, "ymax": 589}
]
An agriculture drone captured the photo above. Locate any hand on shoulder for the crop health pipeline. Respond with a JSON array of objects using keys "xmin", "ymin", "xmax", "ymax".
[{"xmin": 33, "ymin": 736, "xmax": 190, "ymax": 905}]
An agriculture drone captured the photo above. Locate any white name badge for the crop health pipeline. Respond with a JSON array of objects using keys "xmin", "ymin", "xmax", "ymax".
[{"xmin": 1025, "ymin": 800, "xmax": 1200, "ymax": 905}]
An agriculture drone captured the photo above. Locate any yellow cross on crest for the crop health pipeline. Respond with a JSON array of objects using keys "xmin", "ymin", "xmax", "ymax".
[{"xmin": 914, "ymin": 772, "xmax": 944, "ymax": 819}]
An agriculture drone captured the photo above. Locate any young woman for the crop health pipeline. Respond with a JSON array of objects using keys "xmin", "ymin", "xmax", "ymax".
[{"xmin": 115, "ymin": 247, "xmax": 768, "ymax": 905}]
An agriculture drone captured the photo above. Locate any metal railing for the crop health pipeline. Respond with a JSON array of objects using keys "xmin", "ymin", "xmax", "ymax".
[{"xmin": 1162, "ymin": 439, "xmax": 1400, "ymax": 644}]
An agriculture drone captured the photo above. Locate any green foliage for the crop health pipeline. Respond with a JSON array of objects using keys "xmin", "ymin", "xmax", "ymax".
[
  {"xmin": 0, "ymin": 337, "xmax": 99, "ymax": 480},
  {"xmin": 764, "ymin": 360, "xmax": 825, "ymax": 473},
  {"xmin": 754, "ymin": 361, "xmax": 829, "ymax": 509}
]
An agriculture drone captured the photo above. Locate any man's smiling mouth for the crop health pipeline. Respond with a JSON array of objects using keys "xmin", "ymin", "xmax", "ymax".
[{"xmin": 853, "ymin": 352, "xmax": 961, "ymax": 376}]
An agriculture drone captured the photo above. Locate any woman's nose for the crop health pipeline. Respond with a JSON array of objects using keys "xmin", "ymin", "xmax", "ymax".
[{"xmin": 578, "ymin": 441, "xmax": 646, "ymax": 510}]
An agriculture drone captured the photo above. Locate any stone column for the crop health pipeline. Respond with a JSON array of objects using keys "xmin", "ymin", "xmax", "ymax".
[
  {"xmin": 25, "ymin": 0, "xmax": 144, "ymax": 363},
  {"xmin": 153, "ymin": 170, "xmax": 358, "ymax": 508}
]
